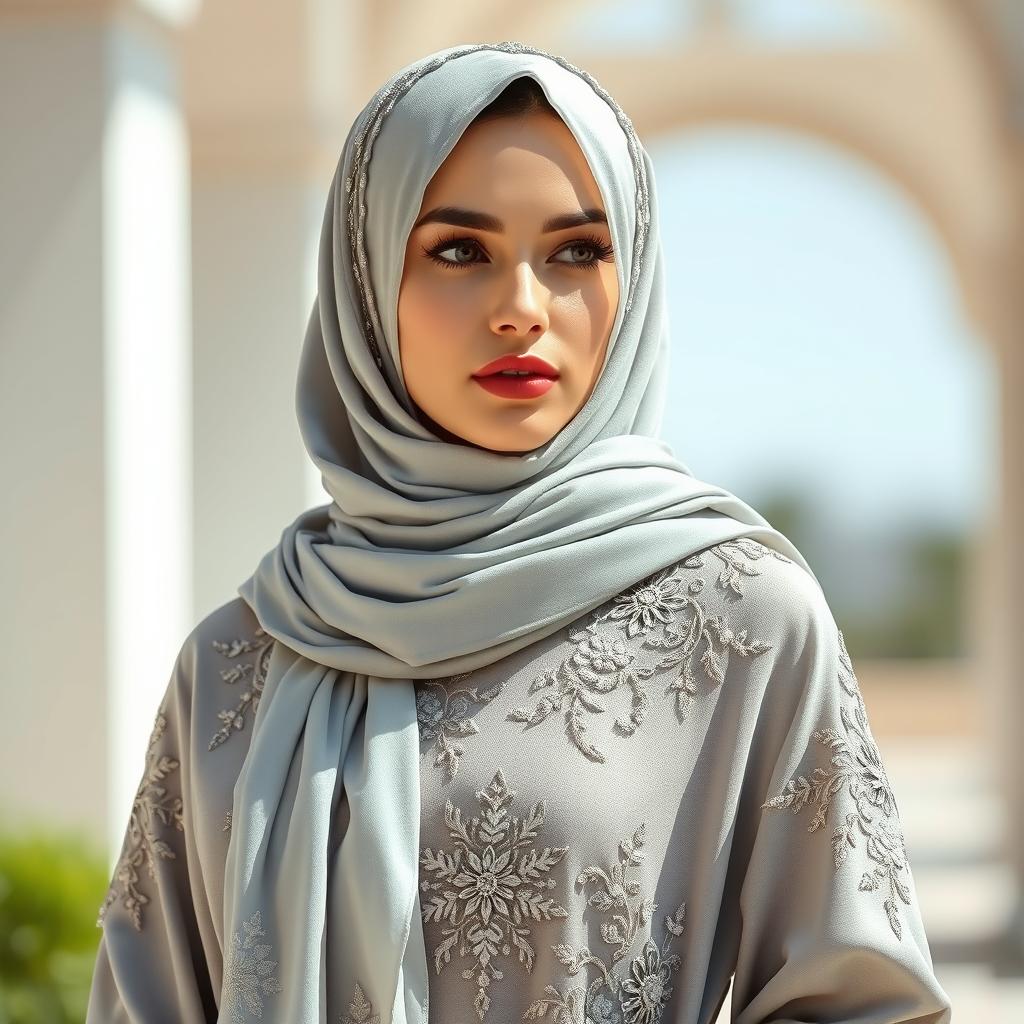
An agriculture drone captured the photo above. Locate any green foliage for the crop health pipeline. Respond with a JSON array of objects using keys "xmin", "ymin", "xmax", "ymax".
[
  {"xmin": 849, "ymin": 527, "xmax": 966, "ymax": 659},
  {"xmin": 752, "ymin": 487, "xmax": 829, "ymax": 578},
  {"xmin": 0, "ymin": 823, "xmax": 109, "ymax": 1024},
  {"xmin": 753, "ymin": 486, "xmax": 968, "ymax": 660}
]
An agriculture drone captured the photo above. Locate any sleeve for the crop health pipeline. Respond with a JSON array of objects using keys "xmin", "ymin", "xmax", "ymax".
[
  {"xmin": 729, "ymin": 571, "xmax": 953, "ymax": 1024},
  {"xmin": 86, "ymin": 631, "xmax": 218, "ymax": 1024}
]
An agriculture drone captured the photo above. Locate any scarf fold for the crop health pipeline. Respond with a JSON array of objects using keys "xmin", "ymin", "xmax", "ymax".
[{"xmin": 220, "ymin": 41, "xmax": 818, "ymax": 1024}]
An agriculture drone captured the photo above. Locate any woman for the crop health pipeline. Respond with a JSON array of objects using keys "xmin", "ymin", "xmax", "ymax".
[{"xmin": 87, "ymin": 41, "xmax": 953, "ymax": 1024}]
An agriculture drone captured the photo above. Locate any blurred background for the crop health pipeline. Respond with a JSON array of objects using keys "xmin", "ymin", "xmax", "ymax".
[{"xmin": 1, "ymin": 0, "xmax": 1023, "ymax": 1019}]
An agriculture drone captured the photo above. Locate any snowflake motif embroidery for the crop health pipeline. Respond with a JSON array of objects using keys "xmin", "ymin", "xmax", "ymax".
[
  {"xmin": 415, "ymin": 672, "xmax": 506, "ymax": 782},
  {"xmin": 223, "ymin": 910, "xmax": 283, "ymax": 1023},
  {"xmin": 209, "ymin": 627, "xmax": 274, "ymax": 751},
  {"xmin": 526, "ymin": 822, "xmax": 687, "ymax": 1024},
  {"xmin": 96, "ymin": 704, "xmax": 184, "ymax": 930},
  {"xmin": 340, "ymin": 981, "xmax": 380, "ymax": 1024},
  {"xmin": 507, "ymin": 543, "xmax": 776, "ymax": 761},
  {"xmin": 419, "ymin": 769, "xmax": 569, "ymax": 1021},
  {"xmin": 760, "ymin": 627, "xmax": 914, "ymax": 940}
]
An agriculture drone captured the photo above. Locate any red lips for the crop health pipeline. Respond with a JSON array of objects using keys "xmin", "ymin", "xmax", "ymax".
[{"xmin": 471, "ymin": 353, "xmax": 559, "ymax": 378}]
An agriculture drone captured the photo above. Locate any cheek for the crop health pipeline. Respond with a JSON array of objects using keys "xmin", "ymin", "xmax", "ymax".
[
  {"xmin": 558, "ymin": 277, "xmax": 613, "ymax": 343},
  {"xmin": 571, "ymin": 271, "xmax": 617, "ymax": 377},
  {"xmin": 399, "ymin": 280, "xmax": 440, "ymax": 361},
  {"xmin": 591, "ymin": 265, "xmax": 619, "ymax": 328},
  {"xmin": 400, "ymin": 275, "xmax": 477, "ymax": 345},
  {"xmin": 398, "ymin": 278, "xmax": 469, "ymax": 398}
]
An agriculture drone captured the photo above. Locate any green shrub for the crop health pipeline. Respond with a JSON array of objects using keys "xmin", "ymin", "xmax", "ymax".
[{"xmin": 0, "ymin": 825, "xmax": 109, "ymax": 1024}]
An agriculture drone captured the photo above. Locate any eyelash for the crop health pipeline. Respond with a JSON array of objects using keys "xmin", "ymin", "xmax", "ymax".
[{"xmin": 421, "ymin": 231, "xmax": 615, "ymax": 272}]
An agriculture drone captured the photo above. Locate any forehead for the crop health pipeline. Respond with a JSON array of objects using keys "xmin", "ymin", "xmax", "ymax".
[{"xmin": 421, "ymin": 112, "xmax": 604, "ymax": 207}]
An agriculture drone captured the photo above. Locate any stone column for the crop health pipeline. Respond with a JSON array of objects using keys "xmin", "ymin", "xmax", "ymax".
[{"xmin": 0, "ymin": 0, "xmax": 194, "ymax": 859}]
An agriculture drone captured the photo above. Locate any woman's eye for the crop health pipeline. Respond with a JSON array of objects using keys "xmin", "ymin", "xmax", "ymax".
[
  {"xmin": 443, "ymin": 242, "xmax": 482, "ymax": 264},
  {"xmin": 553, "ymin": 242, "xmax": 599, "ymax": 264},
  {"xmin": 427, "ymin": 239, "xmax": 485, "ymax": 267},
  {"xmin": 424, "ymin": 235, "xmax": 612, "ymax": 270}
]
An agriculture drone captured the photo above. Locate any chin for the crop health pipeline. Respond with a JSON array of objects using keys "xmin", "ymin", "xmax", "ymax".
[
  {"xmin": 423, "ymin": 397, "xmax": 568, "ymax": 453},
  {"xmin": 472, "ymin": 424, "xmax": 562, "ymax": 454}
]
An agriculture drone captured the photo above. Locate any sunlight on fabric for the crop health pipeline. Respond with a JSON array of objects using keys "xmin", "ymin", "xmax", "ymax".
[{"xmin": 103, "ymin": 72, "xmax": 192, "ymax": 865}]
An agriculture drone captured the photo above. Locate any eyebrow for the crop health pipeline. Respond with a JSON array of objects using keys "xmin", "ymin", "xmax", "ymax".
[{"xmin": 412, "ymin": 205, "xmax": 608, "ymax": 234}]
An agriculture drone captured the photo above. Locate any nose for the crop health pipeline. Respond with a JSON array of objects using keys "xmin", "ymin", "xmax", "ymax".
[{"xmin": 489, "ymin": 261, "xmax": 550, "ymax": 337}]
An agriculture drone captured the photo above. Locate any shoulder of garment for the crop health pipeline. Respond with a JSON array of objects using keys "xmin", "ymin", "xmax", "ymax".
[
  {"xmin": 414, "ymin": 536, "xmax": 830, "ymax": 774},
  {"xmin": 606, "ymin": 535, "xmax": 828, "ymax": 659},
  {"xmin": 95, "ymin": 594, "xmax": 266, "ymax": 932},
  {"xmin": 590, "ymin": 535, "xmax": 832, "ymax": 716},
  {"xmin": 89, "ymin": 594, "xmax": 270, "ymax": 1022}
]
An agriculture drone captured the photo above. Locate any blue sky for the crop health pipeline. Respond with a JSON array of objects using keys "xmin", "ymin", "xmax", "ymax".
[{"xmin": 646, "ymin": 125, "xmax": 995, "ymax": 539}]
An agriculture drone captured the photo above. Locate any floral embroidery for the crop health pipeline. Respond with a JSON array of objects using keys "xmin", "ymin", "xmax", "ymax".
[
  {"xmin": 341, "ymin": 981, "xmax": 380, "ymax": 1023},
  {"xmin": 710, "ymin": 536, "xmax": 793, "ymax": 599},
  {"xmin": 760, "ymin": 627, "xmax": 914, "ymax": 940},
  {"xmin": 526, "ymin": 822, "xmax": 687, "ymax": 1024},
  {"xmin": 223, "ymin": 910, "xmax": 282, "ymax": 1022},
  {"xmin": 97, "ymin": 704, "xmax": 184, "ymax": 930},
  {"xmin": 507, "ymin": 543, "xmax": 776, "ymax": 761},
  {"xmin": 209, "ymin": 627, "xmax": 274, "ymax": 751},
  {"xmin": 604, "ymin": 564, "xmax": 692, "ymax": 638},
  {"xmin": 416, "ymin": 673, "xmax": 506, "ymax": 782},
  {"xmin": 419, "ymin": 769, "xmax": 569, "ymax": 1021}
]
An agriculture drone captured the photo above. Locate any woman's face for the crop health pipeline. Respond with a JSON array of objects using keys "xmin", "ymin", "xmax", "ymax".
[{"xmin": 398, "ymin": 109, "xmax": 619, "ymax": 454}]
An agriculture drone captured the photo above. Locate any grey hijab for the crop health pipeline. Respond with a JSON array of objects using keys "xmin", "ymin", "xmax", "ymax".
[{"xmin": 224, "ymin": 41, "xmax": 819, "ymax": 1024}]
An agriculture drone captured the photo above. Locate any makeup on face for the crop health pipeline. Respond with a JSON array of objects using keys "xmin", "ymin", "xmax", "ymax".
[{"xmin": 397, "ymin": 110, "xmax": 618, "ymax": 452}]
